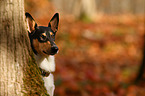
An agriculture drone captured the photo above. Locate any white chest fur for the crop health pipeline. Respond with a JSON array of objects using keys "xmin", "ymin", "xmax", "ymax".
[
  {"xmin": 43, "ymin": 73, "xmax": 55, "ymax": 96},
  {"xmin": 34, "ymin": 54, "xmax": 55, "ymax": 96},
  {"xmin": 34, "ymin": 55, "xmax": 55, "ymax": 72}
]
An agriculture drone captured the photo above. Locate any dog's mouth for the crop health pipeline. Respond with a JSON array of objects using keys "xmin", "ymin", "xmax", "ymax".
[
  {"xmin": 50, "ymin": 50, "xmax": 59, "ymax": 55},
  {"xmin": 43, "ymin": 51, "xmax": 58, "ymax": 55},
  {"xmin": 43, "ymin": 51, "xmax": 48, "ymax": 54}
]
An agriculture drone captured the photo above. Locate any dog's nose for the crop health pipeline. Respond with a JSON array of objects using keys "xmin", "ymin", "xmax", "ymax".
[{"xmin": 51, "ymin": 45, "xmax": 59, "ymax": 54}]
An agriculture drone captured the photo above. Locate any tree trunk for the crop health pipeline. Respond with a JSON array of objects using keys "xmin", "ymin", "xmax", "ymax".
[{"xmin": 0, "ymin": 0, "xmax": 48, "ymax": 95}]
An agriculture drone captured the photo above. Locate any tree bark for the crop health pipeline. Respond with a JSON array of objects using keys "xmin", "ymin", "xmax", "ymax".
[{"xmin": 0, "ymin": 0, "xmax": 48, "ymax": 95}]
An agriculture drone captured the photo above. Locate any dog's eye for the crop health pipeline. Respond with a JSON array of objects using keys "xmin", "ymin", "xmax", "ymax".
[
  {"xmin": 50, "ymin": 32, "xmax": 55, "ymax": 38},
  {"xmin": 40, "ymin": 34, "xmax": 47, "ymax": 41},
  {"xmin": 51, "ymin": 34, "xmax": 55, "ymax": 37}
]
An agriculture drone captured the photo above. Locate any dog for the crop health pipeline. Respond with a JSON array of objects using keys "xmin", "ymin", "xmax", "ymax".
[{"xmin": 25, "ymin": 12, "xmax": 59, "ymax": 96}]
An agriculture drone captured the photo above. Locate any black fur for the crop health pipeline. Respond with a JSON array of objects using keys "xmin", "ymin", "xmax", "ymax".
[{"xmin": 26, "ymin": 12, "xmax": 59, "ymax": 55}]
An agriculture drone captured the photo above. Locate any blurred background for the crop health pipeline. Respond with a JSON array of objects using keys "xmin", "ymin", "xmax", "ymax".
[{"xmin": 25, "ymin": 0, "xmax": 145, "ymax": 96}]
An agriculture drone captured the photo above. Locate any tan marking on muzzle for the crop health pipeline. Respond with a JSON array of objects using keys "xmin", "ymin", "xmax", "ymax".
[{"xmin": 33, "ymin": 39, "xmax": 51, "ymax": 56}]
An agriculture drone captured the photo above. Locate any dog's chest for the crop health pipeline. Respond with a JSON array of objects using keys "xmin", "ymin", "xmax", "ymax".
[{"xmin": 34, "ymin": 55, "xmax": 55, "ymax": 72}]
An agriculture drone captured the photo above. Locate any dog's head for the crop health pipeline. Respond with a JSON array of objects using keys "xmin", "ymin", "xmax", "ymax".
[{"xmin": 25, "ymin": 12, "xmax": 59, "ymax": 56}]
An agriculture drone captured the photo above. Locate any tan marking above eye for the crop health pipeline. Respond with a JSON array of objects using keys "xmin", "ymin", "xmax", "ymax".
[
  {"xmin": 50, "ymin": 32, "xmax": 53, "ymax": 36},
  {"xmin": 42, "ymin": 33, "xmax": 46, "ymax": 36}
]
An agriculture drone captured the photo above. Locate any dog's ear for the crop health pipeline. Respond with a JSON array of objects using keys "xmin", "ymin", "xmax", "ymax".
[
  {"xmin": 25, "ymin": 12, "xmax": 37, "ymax": 33},
  {"xmin": 48, "ymin": 13, "xmax": 59, "ymax": 33}
]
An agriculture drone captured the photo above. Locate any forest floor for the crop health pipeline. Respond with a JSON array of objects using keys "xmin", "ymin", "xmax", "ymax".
[{"xmin": 54, "ymin": 15, "xmax": 145, "ymax": 96}]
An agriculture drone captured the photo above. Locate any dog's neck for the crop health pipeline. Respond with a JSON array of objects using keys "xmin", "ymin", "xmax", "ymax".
[{"xmin": 34, "ymin": 54, "xmax": 55, "ymax": 72}]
